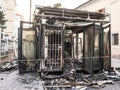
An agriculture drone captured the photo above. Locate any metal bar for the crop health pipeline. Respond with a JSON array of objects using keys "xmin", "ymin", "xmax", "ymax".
[
  {"xmin": 38, "ymin": 24, "xmax": 41, "ymax": 59},
  {"xmin": 57, "ymin": 28, "xmax": 59, "ymax": 67},
  {"xmin": 36, "ymin": 26, "xmax": 40, "ymax": 70},
  {"xmin": 29, "ymin": 0, "xmax": 32, "ymax": 22},
  {"xmin": 91, "ymin": 23, "xmax": 95, "ymax": 74},
  {"xmin": 83, "ymin": 29, "xmax": 85, "ymax": 70},
  {"xmin": 18, "ymin": 21, "xmax": 23, "ymax": 74},
  {"xmin": 57, "ymin": 27, "xmax": 59, "ymax": 67},
  {"xmin": 109, "ymin": 24, "xmax": 111, "ymax": 68},
  {"xmin": 99, "ymin": 23, "xmax": 103, "ymax": 71},
  {"xmin": 61, "ymin": 24, "xmax": 65, "ymax": 68},
  {"xmin": 43, "ymin": 24, "xmax": 45, "ymax": 67},
  {"xmin": 72, "ymin": 33, "xmax": 74, "ymax": 58},
  {"xmin": 51, "ymin": 29, "xmax": 53, "ymax": 68},
  {"xmin": 53, "ymin": 28, "xmax": 55, "ymax": 68},
  {"xmin": 80, "ymin": 38, "xmax": 82, "ymax": 56},
  {"xmin": 37, "ymin": 25, "xmax": 41, "ymax": 59},
  {"xmin": 35, "ymin": 6, "xmax": 107, "ymax": 19},
  {"xmin": 35, "ymin": 14, "xmax": 110, "ymax": 23},
  {"xmin": 39, "ymin": 24, "xmax": 44, "ymax": 69},
  {"xmin": 18, "ymin": 28, "xmax": 21, "ymax": 60},
  {"xmin": 102, "ymin": 25, "xmax": 105, "ymax": 69},
  {"xmin": 50, "ymin": 25, "xmax": 52, "ymax": 66},
  {"xmin": 58, "ymin": 27, "xmax": 60, "ymax": 67},
  {"xmin": 0, "ymin": 27, "xmax": 2, "ymax": 64},
  {"xmin": 39, "ymin": 25, "xmax": 42, "ymax": 59},
  {"xmin": 33, "ymin": 26, "xmax": 37, "ymax": 59},
  {"xmin": 20, "ymin": 21, "xmax": 33, "ymax": 24},
  {"xmin": 76, "ymin": 33, "xmax": 78, "ymax": 59},
  {"xmin": 19, "ymin": 21, "xmax": 23, "ymax": 60},
  {"xmin": 55, "ymin": 28, "xmax": 56, "ymax": 67}
]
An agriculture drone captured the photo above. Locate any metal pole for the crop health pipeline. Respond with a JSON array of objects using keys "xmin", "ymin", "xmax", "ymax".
[
  {"xmin": 92, "ymin": 23, "xmax": 95, "ymax": 74},
  {"xmin": 83, "ymin": 29, "xmax": 85, "ymax": 70},
  {"xmin": 76, "ymin": 33, "xmax": 78, "ymax": 59},
  {"xmin": 100, "ymin": 23, "xmax": 103, "ymax": 71},
  {"xmin": 30, "ymin": 0, "xmax": 32, "ymax": 22},
  {"xmin": 109, "ymin": 24, "xmax": 111, "ymax": 68},
  {"xmin": 61, "ymin": 24, "xmax": 65, "ymax": 68},
  {"xmin": 0, "ymin": 27, "xmax": 1, "ymax": 65}
]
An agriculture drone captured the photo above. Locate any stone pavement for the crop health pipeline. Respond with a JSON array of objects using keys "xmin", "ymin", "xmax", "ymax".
[
  {"xmin": 0, "ymin": 70, "xmax": 44, "ymax": 90},
  {"xmin": 0, "ymin": 58, "xmax": 120, "ymax": 90}
]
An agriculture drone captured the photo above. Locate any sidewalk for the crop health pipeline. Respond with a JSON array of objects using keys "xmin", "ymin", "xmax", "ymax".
[
  {"xmin": 0, "ymin": 70, "xmax": 44, "ymax": 90},
  {"xmin": 111, "ymin": 58, "xmax": 120, "ymax": 68}
]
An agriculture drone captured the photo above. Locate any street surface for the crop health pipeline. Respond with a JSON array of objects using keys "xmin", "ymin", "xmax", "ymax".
[
  {"xmin": 0, "ymin": 58, "xmax": 120, "ymax": 90},
  {"xmin": 0, "ymin": 70, "xmax": 44, "ymax": 90}
]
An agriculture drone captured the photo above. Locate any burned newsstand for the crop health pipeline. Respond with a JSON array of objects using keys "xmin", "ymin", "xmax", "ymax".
[{"xmin": 18, "ymin": 6, "xmax": 111, "ymax": 74}]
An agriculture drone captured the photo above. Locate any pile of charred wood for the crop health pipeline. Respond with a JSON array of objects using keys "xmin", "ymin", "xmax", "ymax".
[
  {"xmin": 41, "ymin": 59, "xmax": 120, "ymax": 90},
  {"xmin": 0, "ymin": 60, "xmax": 18, "ymax": 72}
]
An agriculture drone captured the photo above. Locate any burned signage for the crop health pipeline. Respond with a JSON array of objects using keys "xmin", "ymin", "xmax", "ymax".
[{"xmin": 18, "ymin": 6, "xmax": 111, "ymax": 74}]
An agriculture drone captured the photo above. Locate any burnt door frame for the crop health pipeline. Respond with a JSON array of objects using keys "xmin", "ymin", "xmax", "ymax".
[{"xmin": 18, "ymin": 21, "xmax": 36, "ymax": 73}]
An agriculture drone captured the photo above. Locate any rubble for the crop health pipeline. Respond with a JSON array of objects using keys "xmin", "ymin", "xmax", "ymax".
[
  {"xmin": 42, "ymin": 65, "xmax": 120, "ymax": 90},
  {"xmin": 0, "ymin": 60, "xmax": 18, "ymax": 72},
  {"xmin": 1, "ymin": 59, "xmax": 119, "ymax": 90},
  {"xmin": 0, "ymin": 66, "xmax": 120, "ymax": 90},
  {"xmin": 114, "ymin": 68, "xmax": 120, "ymax": 76}
]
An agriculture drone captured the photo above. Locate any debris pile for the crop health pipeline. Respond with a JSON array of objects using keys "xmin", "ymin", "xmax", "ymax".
[
  {"xmin": 64, "ymin": 58, "xmax": 82, "ymax": 71},
  {"xmin": 41, "ymin": 65, "xmax": 120, "ymax": 90},
  {"xmin": 0, "ymin": 60, "xmax": 18, "ymax": 72},
  {"xmin": 43, "ymin": 72, "xmax": 119, "ymax": 90}
]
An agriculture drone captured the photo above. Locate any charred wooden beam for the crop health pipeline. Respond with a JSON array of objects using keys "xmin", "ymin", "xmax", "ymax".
[
  {"xmin": 34, "ymin": 6, "xmax": 110, "ymax": 23},
  {"xmin": 36, "ymin": 6, "xmax": 106, "ymax": 19},
  {"xmin": 35, "ymin": 14, "xmax": 109, "ymax": 23}
]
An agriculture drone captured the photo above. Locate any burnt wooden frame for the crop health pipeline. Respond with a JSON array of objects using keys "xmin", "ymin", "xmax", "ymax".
[
  {"xmin": 34, "ymin": 6, "xmax": 111, "ymax": 74},
  {"xmin": 18, "ymin": 6, "xmax": 111, "ymax": 74},
  {"xmin": 18, "ymin": 21, "xmax": 37, "ymax": 73}
]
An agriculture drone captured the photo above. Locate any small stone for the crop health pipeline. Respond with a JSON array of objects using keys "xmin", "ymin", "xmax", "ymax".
[{"xmin": 1, "ymin": 78, "xmax": 3, "ymax": 80}]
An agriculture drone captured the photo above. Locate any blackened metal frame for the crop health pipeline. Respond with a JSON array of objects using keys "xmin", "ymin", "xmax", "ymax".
[
  {"xmin": 18, "ymin": 21, "xmax": 37, "ymax": 73},
  {"xmin": 18, "ymin": 6, "xmax": 111, "ymax": 74}
]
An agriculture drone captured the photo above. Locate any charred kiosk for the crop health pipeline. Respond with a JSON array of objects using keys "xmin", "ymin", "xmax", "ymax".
[{"xmin": 18, "ymin": 6, "xmax": 111, "ymax": 74}]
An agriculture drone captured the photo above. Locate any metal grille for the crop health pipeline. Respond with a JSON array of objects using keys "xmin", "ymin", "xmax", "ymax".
[{"xmin": 44, "ymin": 25, "xmax": 62, "ymax": 69}]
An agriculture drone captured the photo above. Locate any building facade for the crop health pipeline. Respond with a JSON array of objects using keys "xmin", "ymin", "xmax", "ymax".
[
  {"xmin": 0, "ymin": 0, "xmax": 16, "ymax": 58},
  {"xmin": 75, "ymin": 0, "xmax": 120, "ymax": 59},
  {"xmin": 5, "ymin": 0, "xmax": 16, "ymax": 36}
]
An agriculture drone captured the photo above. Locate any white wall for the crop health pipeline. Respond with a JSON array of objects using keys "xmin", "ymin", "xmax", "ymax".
[{"xmin": 5, "ymin": 0, "xmax": 16, "ymax": 36}]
